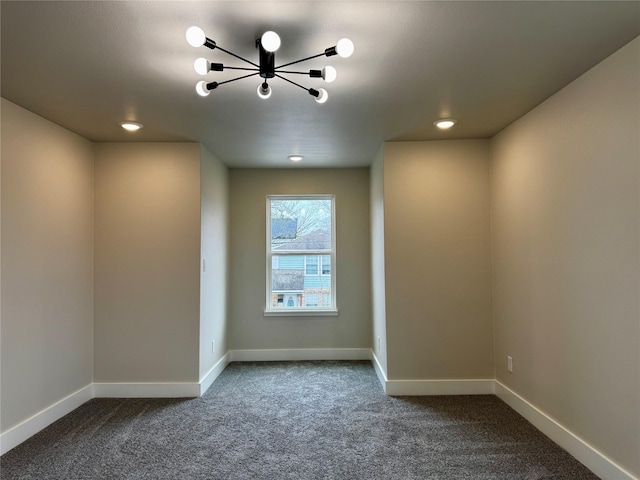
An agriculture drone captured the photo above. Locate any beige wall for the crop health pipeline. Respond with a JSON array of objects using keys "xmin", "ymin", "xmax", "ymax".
[
  {"xmin": 228, "ymin": 168, "xmax": 371, "ymax": 350},
  {"xmin": 383, "ymin": 140, "xmax": 494, "ymax": 380},
  {"xmin": 1, "ymin": 99, "xmax": 94, "ymax": 431},
  {"xmin": 370, "ymin": 146, "xmax": 388, "ymax": 374},
  {"xmin": 491, "ymin": 38, "xmax": 639, "ymax": 476},
  {"xmin": 94, "ymin": 143, "xmax": 201, "ymax": 382},
  {"xmin": 199, "ymin": 145, "xmax": 229, "ymax": 378}
]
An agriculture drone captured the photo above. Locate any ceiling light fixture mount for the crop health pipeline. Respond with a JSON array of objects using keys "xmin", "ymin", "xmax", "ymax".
[{"xmin": 187, "ymin": 26, "xmax": 353, "ymax": 104}]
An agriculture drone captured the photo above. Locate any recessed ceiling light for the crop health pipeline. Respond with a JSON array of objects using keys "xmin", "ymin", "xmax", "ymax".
[
  {"xmin": 288, "ymin": 155, "xmax": 304, "ymax": 162},
  {"xmin": 120, "ymin": 122, "xmax": 143, "ymax": 132},
  {"xmin": 434, "ymin": 119, "xmax": 457, "ymax": 129}
]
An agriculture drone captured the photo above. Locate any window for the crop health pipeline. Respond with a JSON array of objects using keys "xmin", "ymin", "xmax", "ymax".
[
  {"xmin": 266, "ymin": 195, "xmax": 336, "ymax": 315},
  {"xmin": 306, "ymin": 293, "xmax": 318, "ymax": 307},
  {"xmin": 305, "ymin": 256, "xmax": 319, "ymax": 275},
  {"xmin": 321, "ymin": 255, "xmax": 331, "ymax": 275}
]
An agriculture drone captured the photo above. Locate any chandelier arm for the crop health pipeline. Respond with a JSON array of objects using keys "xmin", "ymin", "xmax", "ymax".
[
  {"xmin": 216, "ymin": 72, "xmax": 261, "ymax": 87},
  {"xmin": 221, "ymin": 66, "xmax": 260, "ymax": 72},
  {"xmin": 275, "ymin": 52, "xmax": 326, "ymax": 70},
  {"xmin": 215, "ymin": 45, "xmax": 259, "ymax": 68},
  {"xmin": 275, "ymin": 70, "xmax": 313, "ymax": 75},
  {"xmin": 274, "ymin": 73, "xmax": 312, "ymax": 92}
]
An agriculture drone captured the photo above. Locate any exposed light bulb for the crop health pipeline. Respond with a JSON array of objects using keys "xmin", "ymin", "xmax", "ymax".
[
  {"xmin": 120, "ymin": 122, "xmax": 143, "ymax": 131},
  {"xmin": 195, "ymin": 80, "xmax": 210, "ymax": 97},
  {"xmin": 288, "ymin": 155, "xmax": 304, "ymax": 162},
  {"xmin": 257, "ymin": 82, "xmax": 272, "ymax": 99},
  {"xmin": 194, "ymin": 57, "xmax": 209, "ymax": 75},
  {"xmin": 336, "ymin": 38, "xmax": 354, "ymax": 58},
  {"xmin": 315, "ymin": 88, "xmax": 329, "ymax": 104},
  {"xmin": 261, "ymin": 31, "xmax": 281, "ymax": 52},
  {"xmin": 434, "ymin": 119, "xmax": 457, "ymax": 129},
  {"xmin": 322, "ymin": 66, "xmax": 337, "ymax": 83},
  {"xmin": 186, "ymin": 26, "xmax": 206, "ymax": 47}
]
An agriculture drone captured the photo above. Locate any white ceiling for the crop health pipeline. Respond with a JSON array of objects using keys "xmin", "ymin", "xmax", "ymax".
[{"xmin": 2, "ymin": 1, "xmax": 638, "ymax": 168}]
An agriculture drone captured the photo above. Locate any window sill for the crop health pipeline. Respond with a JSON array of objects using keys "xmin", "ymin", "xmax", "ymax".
[{"xmin": 264, "ymin": 308, "xmax": 339, "ymax": 317}]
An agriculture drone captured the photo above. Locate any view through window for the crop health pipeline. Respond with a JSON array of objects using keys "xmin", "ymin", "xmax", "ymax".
[{"xmin": 266, "ymin": 195, "xmax": 336, "ymax": 313}]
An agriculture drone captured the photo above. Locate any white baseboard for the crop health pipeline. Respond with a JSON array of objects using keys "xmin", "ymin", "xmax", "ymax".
[
  {"xmin": 199, "ymin": 352, "xmax": 231, "ymax": 396},
  {"xmin": 385, "ymin": 378, "xmax": 495, "ymax": 396},
  {"xmin": 93, "ymin": 381, "xmax": 200, "ymax": 398},
  {"xmin": 495, "ymin": 381, "xmax": 637, "ymax": 480},
  {"xmin": 370, "ymin": 350, "xmax": 388, "ymax": 392},
  {"xmin": 0, "ymin": 384, "xmax": 93, "ymax": 455},
  {"xmin": 369, "ymin": 350, "xmax": 495, "ymax": 396},
  {"xmin": 229, "ymin": 348, "xmax": 371, "ymax": 362}
]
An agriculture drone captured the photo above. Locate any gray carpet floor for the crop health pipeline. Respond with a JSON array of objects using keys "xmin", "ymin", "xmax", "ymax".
[{"xmin": 1, "ymin": 361, "xmax": 599, "ymax": 479}]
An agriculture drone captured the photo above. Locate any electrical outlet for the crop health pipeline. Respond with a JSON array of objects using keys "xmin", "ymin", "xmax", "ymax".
[
  {"xmin": 377, "ymin": 336, "xmax": 381, "ymax": 350},
  {"xmin": 211, "ymin": 339, "xmax": 215, "ymax": 354},
  {"xmin": 202, "ymin": 258, "xmax": 207, "ymax": 272},
  {"xmin": 507, "ymin": 355, "xmax": 513, "ymax": 373}
]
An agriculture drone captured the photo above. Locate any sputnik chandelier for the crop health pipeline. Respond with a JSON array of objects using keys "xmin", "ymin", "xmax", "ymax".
[{"xmin": 186, "ymin": 26, "xmax": 354, "ymax": 103}]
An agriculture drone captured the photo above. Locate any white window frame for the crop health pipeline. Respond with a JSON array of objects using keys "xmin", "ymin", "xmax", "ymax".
[{"xmin": 265, "ymin": 194, "xmax": 337, "ymax": 316}]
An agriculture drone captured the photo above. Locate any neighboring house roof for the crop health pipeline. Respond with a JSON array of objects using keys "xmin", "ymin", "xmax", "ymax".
[
  {"xmin": 272, "ymin": 270, "xmax": 304, "ymax": 291},
  {"xmin": 275, "ymin": 229, "xmax": 331, "ymax": 250}
]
